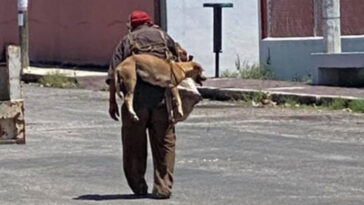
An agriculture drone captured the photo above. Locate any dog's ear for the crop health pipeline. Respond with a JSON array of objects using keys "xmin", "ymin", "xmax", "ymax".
[{"xmin": 188, "ymin": 55, "xmax": 194, "ymax": 61}]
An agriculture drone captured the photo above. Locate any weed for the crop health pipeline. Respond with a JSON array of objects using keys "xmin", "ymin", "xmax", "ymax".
[
  {"xmin": 221, "ymin": 55, "xmax": 273, "ymax": 80},
  {"xmin": 221, "ymin": 70, "xmax": 239, "ymax": 78},
  {"xmin": 348, "ymin": 100, "xmax": 364, "ymax": 113},
  {"xmin": 38, "ymin": 71, "xmax": 80, "ymax": 89},
  {"xmin": 324, "ymin": 99, "xmax": 347, "ymax": 110},
  {"xmin": 280, "ymin": 96, "xmax": 300, "ymax": 107},
  {"xmin": 250, "ymin": 92, "xmax": 266, "ymax": 103}
]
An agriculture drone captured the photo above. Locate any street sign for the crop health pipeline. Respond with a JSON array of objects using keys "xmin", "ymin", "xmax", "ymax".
[
  {"xmin": 18, "ymin": 0, "xmax": 28, "ymax": 11},
  {"xmin": 203, "ymin": 3, "xmax": 233, "ymax": 78}
]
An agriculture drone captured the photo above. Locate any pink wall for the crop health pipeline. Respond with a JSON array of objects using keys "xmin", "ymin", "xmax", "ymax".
[
  {"xmin": 0, "ymin": 0, "xmax": 155, "ymax": 65},
  {"xmin": 260, "ymin": 0, "xmax": 364, "ymax": 38},
  {"xmin": 0, "ymin": 0, "xmax": 18, "ymax": 61},
  {"xmin": 270, "ymin": 0, "xmax": 314, "ymax": 37}
]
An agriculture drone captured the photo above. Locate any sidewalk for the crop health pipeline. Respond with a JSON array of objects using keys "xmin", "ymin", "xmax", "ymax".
[
  {"xmin": 199, "ymin": 78, "xmax": 364, "ymax": 104},
  {"xmin": 23, "ymin": 66, "xmax": 108, "ymax": 91},
  {"xmin": 23, "ymin": 67, "xmax": 364, "ymax": 103}
]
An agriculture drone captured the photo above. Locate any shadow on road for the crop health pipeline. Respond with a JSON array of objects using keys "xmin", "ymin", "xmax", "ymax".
[{"xmin": 73, "ymin": 194, "xmax": 150, "ymax": 201}]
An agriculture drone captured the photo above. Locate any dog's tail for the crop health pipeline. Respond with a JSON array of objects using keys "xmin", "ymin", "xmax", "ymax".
[{"xmin": 114, "ymin": 65, "xmax": 124, "ymax": 101}]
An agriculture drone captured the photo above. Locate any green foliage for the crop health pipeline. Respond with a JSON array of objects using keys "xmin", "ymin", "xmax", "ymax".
[
  {"xmin": 280, "ymin": 96, "xmax": 300, "ymax": 107},
  {"xmin": 348, "ymin": 100, "xmax": 364, "ymax": 113},
  {"xmin": 221, "ymin": 55, "xmax": 273, "ymax": 80},
  {"xmin": 324, "ymin": 99, "xmax": 347, "ymax": 110},
  {"xmin": 38, "ymin": 71, "xmax": 80, "ymax": 89},
  {"xmin": 220, "ymin": 70, "xmax": 239, "ymax": 78},
  {"xmin": 251, "ymin": 92, "xmax": 266, "ymax": 103}
]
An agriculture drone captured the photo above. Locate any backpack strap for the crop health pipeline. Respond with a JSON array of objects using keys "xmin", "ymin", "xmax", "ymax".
[{"xmin": 127, "ymin": 29, "xmax": 176, "ymax": 61}]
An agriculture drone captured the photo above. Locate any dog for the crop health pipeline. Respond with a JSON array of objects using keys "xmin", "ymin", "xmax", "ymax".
[{"xmin": 114, "ymin": 54, "xmax": 206, "ymax": 122}]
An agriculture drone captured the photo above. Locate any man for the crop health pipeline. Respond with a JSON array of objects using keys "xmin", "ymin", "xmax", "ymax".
[{"xmin": 107, "ymin": 10, "xmax": 179, "ymax": 199}]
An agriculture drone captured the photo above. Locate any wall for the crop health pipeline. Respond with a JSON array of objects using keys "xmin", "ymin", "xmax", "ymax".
[
  {"xmin": 0, "ymin": 0, "xmax": 155, "ymax": 65},
  {"xmin": 0, "ymin": 0, "xmax": 18, "ymax": 62},
  {"xmin": 167, "ymin": 0, "xmax": 259, "ymax": 77},
  {"xmin": 260, "ymin": 0, "xmax": 364, "ymax": 38},
  {"xmin": 259, "ymin": 0, "xmax": 364, "ymax": 80},
  {"xmin": 260, "ymin": 36, "xmax": 364, "ymax": 80}
]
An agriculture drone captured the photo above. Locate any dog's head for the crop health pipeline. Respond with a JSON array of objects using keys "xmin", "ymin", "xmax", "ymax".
[{"xmin": 190, "ymin": 62, "xmax": 207, "ymax": 86}]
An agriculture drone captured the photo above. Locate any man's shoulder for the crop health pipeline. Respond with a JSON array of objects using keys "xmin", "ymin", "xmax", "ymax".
[{"xmin": 133, "ymin": 25, "xmax": 163, "ymax": 34}]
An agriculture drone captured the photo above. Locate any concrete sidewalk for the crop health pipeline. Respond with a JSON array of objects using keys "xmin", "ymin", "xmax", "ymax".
[
  {"xmin": 199, "ymin": 78, "xmax": 364, "ymax": 104},
  {"xmin": 23, "ymin": 67, "xmax": 364, "ymax": 103}
]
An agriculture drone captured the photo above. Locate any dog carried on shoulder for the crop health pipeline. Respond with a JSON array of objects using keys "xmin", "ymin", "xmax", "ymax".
[{"xmin": 114, "ymin": 53, "xmax": 206, "ymax": 122}]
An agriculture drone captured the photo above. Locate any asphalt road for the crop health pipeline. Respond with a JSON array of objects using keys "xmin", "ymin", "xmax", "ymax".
[{"xmin": 1, "ymin": 84, "xmax": 364, "ymax": 205}]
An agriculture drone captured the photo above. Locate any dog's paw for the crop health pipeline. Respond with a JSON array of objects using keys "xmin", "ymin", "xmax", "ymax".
[
  {"xmin": 177, "ymin": 110, "xmax": 184, "ymax": 118},
  {"xmin": 131, "ymin": 115, "xmax": 139, "ymax": 122},
  {"xmin": 174, "ymin": 111, "xmax": 184, "ymax": 122},
  {"xmin": 168, "ymin": 118, "xmax": 176, "ymax": 124}
]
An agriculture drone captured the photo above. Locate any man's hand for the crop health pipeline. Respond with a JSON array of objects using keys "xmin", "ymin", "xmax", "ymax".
[
  {"xmin": 108, "ymin": 80, "xmax": 119, "ymax": 121},
  {"xmin": 109, "ymin": 100, "xmax": 120, "ymax": 121}
]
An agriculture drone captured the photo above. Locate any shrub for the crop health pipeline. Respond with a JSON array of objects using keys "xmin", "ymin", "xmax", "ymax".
[
  {"xmin": 348, "ymin": 100, "xmax": 364, "ymax": 113},
  {"xmin": 38, "ymin": 71, "xmax": 80, "ymax": 89}
]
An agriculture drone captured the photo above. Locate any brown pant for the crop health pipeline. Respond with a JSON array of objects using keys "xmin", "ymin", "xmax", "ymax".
[{"xmin": 121, "ymin": 103, "xmax": 176, "ymax": 197}]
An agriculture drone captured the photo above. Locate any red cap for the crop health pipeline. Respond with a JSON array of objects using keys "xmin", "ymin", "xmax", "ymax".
[{"xmin": 129, "ymin": 10, "xmax": 151, "ymax": 28}]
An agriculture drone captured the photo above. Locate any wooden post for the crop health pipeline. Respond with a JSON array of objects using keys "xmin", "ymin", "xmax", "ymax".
[{"xmin": 18, "ymin": 0, "xmax": 29, "ymax": 69}]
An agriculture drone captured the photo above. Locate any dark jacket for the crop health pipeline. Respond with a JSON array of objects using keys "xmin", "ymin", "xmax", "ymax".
[{"xmin": 107, "ymin": 24, "xmax": 178, "ymax": 109}]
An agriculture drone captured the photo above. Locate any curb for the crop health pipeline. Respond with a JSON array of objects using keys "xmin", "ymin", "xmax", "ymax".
[
  {"xmin": 198, "ymin": 86, "xmax": 364, "ymax": 105},
  {"xmin": 22, "ymin": 73, "xmax": 42, "ymax": 83},
  {"xmin": 21, "ymin": 71, "xmax": 364, "ymax": 105}
]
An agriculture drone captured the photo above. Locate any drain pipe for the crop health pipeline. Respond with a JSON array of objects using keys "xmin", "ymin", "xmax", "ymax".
[{"xmin": 322, "ymin": 0, "xmax": 341, "ymax": 53}]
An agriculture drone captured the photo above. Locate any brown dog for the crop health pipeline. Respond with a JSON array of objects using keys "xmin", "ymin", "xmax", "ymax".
[{"xmin": 114, "ymin": 54, "xmax": 206, "ymax": 122}]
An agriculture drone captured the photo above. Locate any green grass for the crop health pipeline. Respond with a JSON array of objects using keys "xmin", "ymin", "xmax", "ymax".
[
  {"xmin": 324, "ymin": 99, "xmax": 347, "ymax": 110},
  {"xmin": 38, "ymin": 71, "xmax": 80, "ymax": 89},
  {"xmin": 250, "ymin": 92, "xmax": 266, "ymax": 103},
  {"xmin": 221, "ymin": 55, "xmax": 273, "ymax": 80},
  {"xmin": 235, "ymin": 93, "xmax": 364, "ymax": 114},
  {"xmin": 221, "ymin": 70, "xmax": 239, "ymax": 78},
  {"xmin": 280, "ymin": 96, "xmax": 300, "ymax": 108},
  {"xmin": 348, "ymin": 100, "xmax": 364, "ymax": 113}
]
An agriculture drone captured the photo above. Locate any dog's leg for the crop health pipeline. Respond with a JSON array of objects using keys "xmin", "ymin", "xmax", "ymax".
[
  {"xmin": 123, "ymin": 85, "xmax": 138, "ymax": 122},
  {"xmin": 171, "ymin": 87, "xmax": 184, "ymax": 120},
  {"xmin": 118, "ymin": 60, "xmax": 139, "ymax": 122}
]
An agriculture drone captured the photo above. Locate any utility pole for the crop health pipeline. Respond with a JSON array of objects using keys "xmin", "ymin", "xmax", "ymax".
[
  {"xmin": 203, "ymin": 3, "xmax": 233, "ymax": 78},
  {"xmin": 17, "ymin": 0, "xmax": 29, "ymax": 69},
  {"xmin": 322, "ymin": 0, "xmax": 341, "ymax": 53}
]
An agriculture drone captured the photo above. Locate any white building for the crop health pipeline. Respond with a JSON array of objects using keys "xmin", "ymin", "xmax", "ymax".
[{"xmin": 167, "ymin": 0, "xmax": 259, "ymax": 77}]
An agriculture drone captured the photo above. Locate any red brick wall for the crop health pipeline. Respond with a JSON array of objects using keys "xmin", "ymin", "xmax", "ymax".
[
  {"xmin": 270, "ymin": 0, "xmax": 314, "ymax": 37},
  {"xmin": 261, "ymin": 0, "xmax": 364, "ymax": 38},
  {"xmin": 0, "ymin": 0, "xmax": 155, "ymax": 65},
  {"xmin": 341, "ymin": 0, "xmax": 364, "ymax": 35},
  {"xmin": 0, "ymin": 0, "xmax": 18, "ymax": 61}
]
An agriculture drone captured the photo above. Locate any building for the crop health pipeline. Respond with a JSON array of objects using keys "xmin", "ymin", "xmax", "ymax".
[
  {"xmin": 168, "ymin": 0, "xmax": 259, "ymax": 77},
  {"xmin": 259, "ymin": 0, "xmax": 364, "ymax": 81},
  {"xmin": 0, "ymin": 0, "xmax": 166, "ymax": 67}
]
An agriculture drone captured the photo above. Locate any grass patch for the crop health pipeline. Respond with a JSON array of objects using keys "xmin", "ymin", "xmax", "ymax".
[
  {"xmin": 324, "ymin": 99, "xmax": 347, "ymax": 110},
  {"xmin": 250, "ymin": 92, "xmax": 266, "ymax": 103},
  {"xmin": 279, "ymin": 96, "xmax": 300, "ymax": 108},
  {"xmin": 348, "ymin": 100, "xmax": 364, "ymax": 113},
  {"xmin": 38, "ymin": 71, "xmax": 80, "ymax": 89},
  {"xmin": 235, "ymin": 92, "xmax": 364, "ymax": 114},
  {"xmin": 221, "ymin": 70, "xmax": 239, "ymax": 78},
  {"xmin": 221, "ymin": 55, "xmax": 273, "ymax": 80}
]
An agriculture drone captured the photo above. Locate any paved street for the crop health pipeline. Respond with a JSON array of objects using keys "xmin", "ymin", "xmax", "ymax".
[{"xmin": 1, "ymin": 84, "xmax": 364, "ymax": 205}]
